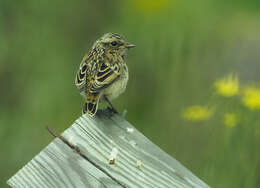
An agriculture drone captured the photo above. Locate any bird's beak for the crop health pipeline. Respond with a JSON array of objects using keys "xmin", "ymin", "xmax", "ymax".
[{"xmin": 125, "ymin": 43, "xmax": 136, "ymax": 49}]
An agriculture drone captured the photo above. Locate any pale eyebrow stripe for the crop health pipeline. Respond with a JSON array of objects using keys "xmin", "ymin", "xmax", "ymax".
[{"xmin": 111, "ymin": 33, "xmax": 123, "ymax": 39}]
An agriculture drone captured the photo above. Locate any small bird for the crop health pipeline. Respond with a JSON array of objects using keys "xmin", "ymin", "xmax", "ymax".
[{"xmin": 75, "ymin": 33, "xmax": 135, "ymax": 116}]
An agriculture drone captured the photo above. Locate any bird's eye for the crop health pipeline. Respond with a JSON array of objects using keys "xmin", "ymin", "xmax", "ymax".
[{"xmin": 110, "ymin": 41, "xmax": 118, "ymax": 46}]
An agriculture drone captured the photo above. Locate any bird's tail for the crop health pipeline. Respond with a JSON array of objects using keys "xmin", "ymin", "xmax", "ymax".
[{"xmin": 83, "ymin": 93, "xmax": 99, "ymax": 116}]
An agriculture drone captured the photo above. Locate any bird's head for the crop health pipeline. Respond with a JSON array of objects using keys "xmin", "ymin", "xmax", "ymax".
[{"xmin": 93, "ymin": 33, "xmax": 135, "ymax": 59}]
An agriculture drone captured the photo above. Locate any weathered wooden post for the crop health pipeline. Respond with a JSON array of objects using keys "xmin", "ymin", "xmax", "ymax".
[{"xmin": 7, "ymin": 110, "xmax": 211, "ymax": 188}]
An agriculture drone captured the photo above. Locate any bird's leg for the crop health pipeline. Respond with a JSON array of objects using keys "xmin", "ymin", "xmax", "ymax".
[
  {"xmin": 82, "ymin": 103, "xmax": 87, "ymax": 114},
  {"xmin": 104, "ymin": 95, "xmax": 118, "ymax": 114}
]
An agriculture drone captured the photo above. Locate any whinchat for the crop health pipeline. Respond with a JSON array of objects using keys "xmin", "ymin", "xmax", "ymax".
[{"xmin": 75, "ymin": 33, "xmax": 135, "ymax": 116}]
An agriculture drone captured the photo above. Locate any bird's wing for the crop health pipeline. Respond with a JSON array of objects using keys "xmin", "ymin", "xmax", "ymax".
[
  {"xmin": 89, "ymin": 62, "xmax": 120, "ymax": 93},
  {"xmin": 84, "ymin": 61, "xmax": 120, "ymax": 116},
  {"xmin": 75, "ymin": 55, "xmax": 91, "ymax": 92}
]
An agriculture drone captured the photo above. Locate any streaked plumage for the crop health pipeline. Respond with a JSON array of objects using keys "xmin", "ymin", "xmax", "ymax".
[{"xmin": 75, "ymin": 33, "xmax": 135, "ymax": 116}]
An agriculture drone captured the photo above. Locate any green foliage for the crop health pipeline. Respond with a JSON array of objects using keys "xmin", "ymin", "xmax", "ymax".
[{"xmin": 1, "ymin": 0, "xmax": 260, "ymax": 187}]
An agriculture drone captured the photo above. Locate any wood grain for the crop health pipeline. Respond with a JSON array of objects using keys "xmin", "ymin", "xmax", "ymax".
[{"xmin": 7, "ymin": 110, "xmax": 211, "ymax": 188}]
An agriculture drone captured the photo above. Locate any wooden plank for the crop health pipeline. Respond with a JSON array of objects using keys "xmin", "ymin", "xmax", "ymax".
[{"xmin": 7, "ymin": 110, "xmax": 211, "ymax": 188}]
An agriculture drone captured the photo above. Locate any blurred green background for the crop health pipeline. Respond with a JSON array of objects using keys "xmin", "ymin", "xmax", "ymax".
[{"xmin": 1, "ymin": 0, "xmax": 260, "ymax": 187}]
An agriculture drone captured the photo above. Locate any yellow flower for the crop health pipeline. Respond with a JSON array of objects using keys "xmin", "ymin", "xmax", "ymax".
[
  {"xmin": 242, "ymin": 86, "xmax": 260, "ymax": 110},
  {"xmin": 182, "ymin": 105, "xmax": 215, "ymax": 121},
  {"xmin": 131, "ymin": 0, "xmax": 169, "ymax": 13},
  {"xmin": 224, "ymin": 113, "xmax": 237, "ymax": 127},
  {"xmin": 214, "ymin": 73, "xmax": 239, "ymax": 97}
]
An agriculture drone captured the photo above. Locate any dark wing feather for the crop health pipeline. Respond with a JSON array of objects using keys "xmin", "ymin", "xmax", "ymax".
[
  {"xmin": 89, "ymin": 62, "xmax": 120, "ymax": 93},
  {"xmin": 75, "ymin": 59, "xmax": 89, "ymax": 91}
]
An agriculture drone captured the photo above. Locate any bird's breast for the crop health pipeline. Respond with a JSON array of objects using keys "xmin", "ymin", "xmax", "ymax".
[{"xmin": 102, "ymin": 65, "xmax": 128, "ymax": 101}]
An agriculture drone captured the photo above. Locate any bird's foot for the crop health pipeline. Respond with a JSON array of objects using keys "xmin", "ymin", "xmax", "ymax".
[{"xmin": 107, "ymin": 106, "xmax": 118, "ymax": 115}]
